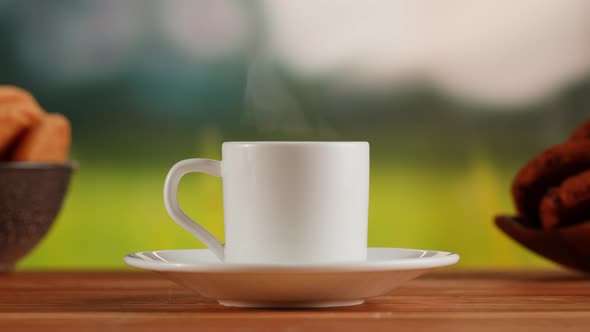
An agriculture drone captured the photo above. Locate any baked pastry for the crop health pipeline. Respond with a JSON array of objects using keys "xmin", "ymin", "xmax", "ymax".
[
  {"xmin": 0, "ymin": 86, "xmax": 71, "ymax": 163},
  {"xmin": 0, "ymin": 85, "xmax": 41, "ymax": 109},
  {"xmin": 512, "ymin": 141, "xmax": 590, "ymax": 226},
  {"xmin": 539, "ymin": 170, "xmax": 590, "ymax": 229},
  {"xmin": 11, "ymin": 113, "xmax": 71, "ymax": 162},
  {"xmin": 570, "ymin": 119, "xmax": 590, "ymax": 141},
  {"xmin": 0, "ymin": 103, "xmax": 43, "ymax": 158}
]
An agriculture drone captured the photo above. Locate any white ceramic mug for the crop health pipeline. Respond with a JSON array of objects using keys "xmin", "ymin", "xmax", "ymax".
[{"xmin": 164, "ymin": 142, "xmax": 369, "ymax": 264}]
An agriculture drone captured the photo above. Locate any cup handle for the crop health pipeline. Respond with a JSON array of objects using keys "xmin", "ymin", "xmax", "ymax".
[{"xmin": 163, "ymin": 158, "xmax": 224, "ymax": 261}]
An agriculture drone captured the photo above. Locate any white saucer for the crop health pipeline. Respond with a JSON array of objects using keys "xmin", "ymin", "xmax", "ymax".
[{"xmin": 124, "ymin": 248, "xmax": 459, "ymax": 308}]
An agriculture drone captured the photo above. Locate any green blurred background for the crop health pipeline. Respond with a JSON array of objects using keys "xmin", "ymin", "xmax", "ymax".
[{"xmin": 2, "ymin": 1, "xmax": 590, "ymax": 269}]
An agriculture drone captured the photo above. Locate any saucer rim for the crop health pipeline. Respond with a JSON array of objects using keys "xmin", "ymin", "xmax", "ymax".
[{"xmin": 124, "ymin": 247, "xmax": 460, "ymax": 272}]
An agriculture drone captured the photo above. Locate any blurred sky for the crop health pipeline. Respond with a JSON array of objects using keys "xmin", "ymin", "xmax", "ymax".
[
  {"xmin": 3, "ymin": 1, "xmax": 590, "ymax": 105},
  {"xmin": 263, "ymin": 0, "xmax": 590, "ymax": 105}
]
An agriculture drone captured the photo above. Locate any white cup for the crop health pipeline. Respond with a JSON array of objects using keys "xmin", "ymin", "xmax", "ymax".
[{"xmin": 164, "ymin": 141, "xmax": 369, "ymax": 264}]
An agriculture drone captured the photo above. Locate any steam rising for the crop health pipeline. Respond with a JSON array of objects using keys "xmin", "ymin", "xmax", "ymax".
[{"xmin": 243, "ymin": 53, "xmax": 313, "ymax": 133}]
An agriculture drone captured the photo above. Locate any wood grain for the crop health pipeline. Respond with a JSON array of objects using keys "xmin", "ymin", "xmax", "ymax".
[{"xmin": 1, "ymin": 269, "xmax": 589, "ymax": 331}]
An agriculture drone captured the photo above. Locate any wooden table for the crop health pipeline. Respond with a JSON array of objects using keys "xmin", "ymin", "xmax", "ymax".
[{"xmin": 1, "ymin": 269, "xmax": 589, "ymax": 331}]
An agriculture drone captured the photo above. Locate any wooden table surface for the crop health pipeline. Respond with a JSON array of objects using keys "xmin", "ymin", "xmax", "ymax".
[{"xmin": 1, "ymin": 269, "xmax": 590, "ymax": 331}]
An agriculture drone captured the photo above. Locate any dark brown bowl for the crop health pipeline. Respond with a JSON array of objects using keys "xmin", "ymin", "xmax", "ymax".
[
  {"xmin": 0, "ymin": 162, "xmax": 75, "ymax": 271},
  {"xmin": 495, "ymin": 215, "xmax": 590, "ymax": 273}
]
